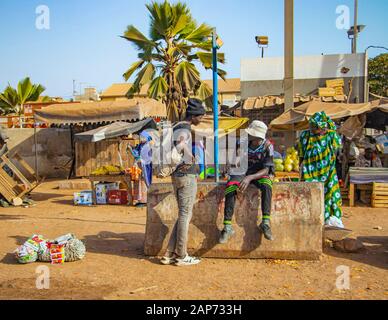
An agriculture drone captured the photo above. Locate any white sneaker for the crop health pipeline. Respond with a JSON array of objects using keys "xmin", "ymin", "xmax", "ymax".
[
  {"xmin": 175, "ymin": 255, "xmax": 201, "ymax": 267},
  {"xmin": 160, "ymin": 255, "xmax": 177, "ymax": 265}
]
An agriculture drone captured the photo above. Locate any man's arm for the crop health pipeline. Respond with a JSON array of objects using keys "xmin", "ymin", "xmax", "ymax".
[
  {"xmin": 239, "ymin": 168, "xmax": 269, "ymax": 192},
  {"xmin": 240, "ymin": 143, "xmax": 274, "ymax": 192}
]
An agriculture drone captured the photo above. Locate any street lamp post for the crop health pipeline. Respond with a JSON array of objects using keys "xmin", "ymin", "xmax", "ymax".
[
  {"xmin": 255, "ymin": 36, "xmax": 269, "ymax": 58},
  {"xmin": 212, "ymin": 29, "xmax": 220, "ymax": 183}
]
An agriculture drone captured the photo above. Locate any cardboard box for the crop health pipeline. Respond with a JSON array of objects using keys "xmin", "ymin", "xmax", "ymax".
[
  {"xmin": 95, "ymin": 183, "xmax": 119, "ymax": 204},
  {"xmin": 107, "ymin": 190, "xmax": 128, "ymax": 205},
  {"xmin": 74, "ymin": 191, "xmax": 93, "ymax": 206}
]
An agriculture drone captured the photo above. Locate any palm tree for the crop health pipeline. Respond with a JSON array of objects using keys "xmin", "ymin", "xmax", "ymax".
[
  {"xmin": 0, "ymin": 77, "xmax": 48, "ymax": 116},
  {"xmin": 121, "ymin": 0, "xmax": 226, "ymax": 121}
]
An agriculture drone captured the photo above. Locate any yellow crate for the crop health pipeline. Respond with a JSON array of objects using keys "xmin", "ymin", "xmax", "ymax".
[
  {"xmin": 319, "ymin": 87, "xmax": 336, "ymax": 97},
  {"xmin": 334, "ymin": 87, "xmax": 344, "ymax": 95},
  {"xmin": 326, "ymin": 78, "xmax": 345, "ymax": 88},
  {"xmin": 371, "ymin": 183, "xmax": 388, "ymax": 208}
]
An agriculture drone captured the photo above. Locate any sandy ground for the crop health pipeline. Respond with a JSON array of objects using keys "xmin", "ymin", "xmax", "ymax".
[{"xmin": 0, "ymin": 180, "xmax": 387, "ymax": 300}]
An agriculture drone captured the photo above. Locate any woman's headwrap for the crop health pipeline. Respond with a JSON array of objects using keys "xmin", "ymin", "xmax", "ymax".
[
  {"xmin": 139, "ymin": 131, "xmax": 152, "ymax": 142},
  {"xmin": 309, "ymin": 111, "xmax": 337, "ymax": 131}
]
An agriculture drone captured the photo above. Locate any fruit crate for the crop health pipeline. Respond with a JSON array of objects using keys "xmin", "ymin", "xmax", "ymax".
[
  {"xmin": 275, "ymin": 172, "xmax": 300, "ymax": 182},
  {"xmin": 371, "ymin": 183, "xmax": 388, "ymax": 208}
]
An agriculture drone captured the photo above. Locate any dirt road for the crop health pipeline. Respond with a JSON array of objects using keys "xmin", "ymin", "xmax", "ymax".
[{"xmin": 0, "ymin": 181, "xmax": 387, "ymax": 300}]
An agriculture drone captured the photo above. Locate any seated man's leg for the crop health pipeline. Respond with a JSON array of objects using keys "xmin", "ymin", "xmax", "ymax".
[
  {"xmin": 219, "ymin": 175, "xmax": 244, "ymax": 244},
  {"xmin": 254, "ymin": 177, "xmax": 274, "ymax": 241}
]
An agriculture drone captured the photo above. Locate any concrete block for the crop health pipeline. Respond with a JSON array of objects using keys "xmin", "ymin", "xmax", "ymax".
[
  {"xmin": 58, "ymin": 179, "xmax": 92, "ymax": 190},
  {"xmin": 144, "ymin": 182, "xmax": 324, "ymax": 260}
]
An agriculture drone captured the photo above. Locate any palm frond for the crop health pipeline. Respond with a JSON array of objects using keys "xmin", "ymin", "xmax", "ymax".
[
  {"xmin": 184, "ymin": 23, "xmax": 213, "ymax": 44},
  {"xmin": 217, "ymin": 68, "xmax": 227, "ymax": 81},
  {"xmin": 175, "ymin": 61, "xmax": 200, "ymax": 92},
  {"xmin": 196, "ymin": 51, "xmax": 226, "ymax": 69},
  {"xmin": 123, "ymin": 60, "xmax": 145, "ymax": 81},
  {"xmin": 121, "ymin": 25, "xmax": 154, "ymax": 51},
  {"xmin": 128, "ymin": 63, "xmax": 155, "ymax": 96},
  {"xmin": 148, "ymin": 76, "xmax": 168, "ymax": 100},
  {"xmin": 17, "ymin": 77, "xmax": 34, "ymax": 104},
  {"xmin": 195, "ymin": 81, "xmax": 213, "ymax": 109}
]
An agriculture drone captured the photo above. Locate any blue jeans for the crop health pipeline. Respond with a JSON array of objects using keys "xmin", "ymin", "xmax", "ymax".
[{"xmin": 166, "ymin": 174, "xmax": 197, "ymax": 258}]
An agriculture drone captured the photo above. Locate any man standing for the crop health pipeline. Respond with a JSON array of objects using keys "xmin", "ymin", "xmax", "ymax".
[
  {"xmin": 161, "ymin": 98, "xmax": 206, "ymax": 267},
  {"xmin": 220, "ymin": 121, "xmax": 275, "ymax": 243}
]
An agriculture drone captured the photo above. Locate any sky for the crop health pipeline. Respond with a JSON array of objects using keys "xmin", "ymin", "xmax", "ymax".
[{"xmin": 0, "ymin": 0, "xmax": 387, "ymax": 98}]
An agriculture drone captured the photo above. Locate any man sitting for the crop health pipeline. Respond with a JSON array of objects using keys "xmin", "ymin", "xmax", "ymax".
[
  {"xmin": 355, "ymin": 147, "xmax": 383, "ymax": 168},
  {"xmin": 219, "ymin": 121, "xmax": 275, "ymax": 244}
]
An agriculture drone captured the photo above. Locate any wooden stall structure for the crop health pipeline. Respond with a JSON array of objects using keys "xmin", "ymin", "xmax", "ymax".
[
  {"xmin": 0, "ymin": 152, "xmax": 40, "ymax": 204},
  {"xmin": 75, "ymin": 138, "xmax": 135, "ymax": 177},
  {"xmin": 34, "ymin": 98, "xmax": 167, "ymax": 178},
  {"xmin": 348, "ymin": 168, "xmax": 388, "ymax": 207}
]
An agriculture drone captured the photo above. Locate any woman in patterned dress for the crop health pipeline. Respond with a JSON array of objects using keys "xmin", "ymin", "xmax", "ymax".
[{"xmin": 298, "ymin": 111, "xmax": 344, "ymax": 228}]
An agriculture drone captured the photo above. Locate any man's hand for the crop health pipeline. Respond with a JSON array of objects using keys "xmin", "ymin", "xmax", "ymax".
[{"xmin": 239, "ymin": 176, "xmax": 253, "ymax": 193}]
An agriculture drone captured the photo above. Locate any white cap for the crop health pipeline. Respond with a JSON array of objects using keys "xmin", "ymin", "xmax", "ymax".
[{"xmin": 245, "ymin": 121, "xmax": 268, "ymax": 139}]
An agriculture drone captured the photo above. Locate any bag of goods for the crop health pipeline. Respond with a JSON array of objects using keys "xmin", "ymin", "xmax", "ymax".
[
  {"xmin": 65, "ymin": 238, "xmax": 86, "ymax": 262},
  {"xmin": 14, "ymin": 246, "xmax": 38, "ymax": 264},
  {"xmin": 14, "ymin": 235, "xmax": 47, "ymax": 264},
  {"xmin": 128, "ymin": 165, "xmax": 142, "ymax": 181},
  {"xmin": 48, "ymin": 243, "xmax": 65, "ymax": 265}
]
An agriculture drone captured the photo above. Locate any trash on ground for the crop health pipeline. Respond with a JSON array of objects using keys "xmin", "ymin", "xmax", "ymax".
[{"xmin": 14, "ymin": 234, "xmax": 86, "ymax": 264}]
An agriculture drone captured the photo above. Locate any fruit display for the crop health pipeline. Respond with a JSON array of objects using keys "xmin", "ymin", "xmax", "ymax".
[{"xmin": 274, "ymin": 147, "xmax": 300, "ymax": 173}]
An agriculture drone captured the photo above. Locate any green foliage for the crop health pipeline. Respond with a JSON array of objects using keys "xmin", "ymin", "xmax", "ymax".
[
  {"xmin": 368, "ymin": 53, "xmax": 388, "ymax": 97},
  {"xmin": 122, "ymin": 0, "xmax": 226, "ymax": 121},
  {"xmin": 0, "ymin": 77, "xmax": 48, "ymax": 115}
]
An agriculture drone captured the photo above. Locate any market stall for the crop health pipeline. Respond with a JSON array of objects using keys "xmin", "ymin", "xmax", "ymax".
[
  {"xmin": 269, "ymin": 99, "xmax": 388, "ymax": 207},
  {"xmin": 33, "ymin": 98, "xmax": 167, "ymax": 178}
]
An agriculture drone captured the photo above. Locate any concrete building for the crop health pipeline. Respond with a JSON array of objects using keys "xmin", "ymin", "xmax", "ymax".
[
  {"xmin": 241, "ymin": 53, "xmax": 367, "ymax": 103},
  {"xmin": 203, "ymin": 78, "xmax": 241, "ymax": 107},
  {"xmin": 74, "ymin": 87, "xmax": 100, "ymax": 102}
]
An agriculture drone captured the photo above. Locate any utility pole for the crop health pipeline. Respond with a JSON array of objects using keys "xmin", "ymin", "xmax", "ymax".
[
  {"xmin": 284, "ymin": 0, "xmax": 294, "ymax": 111},
  {"xmin": 352, "ymin": 0, "xmax": 358, "ymax": 54},
  {"xmin": 72, "ymin": 80, "xmax": 76, "ymax": 98},
  {"xmin": 284, "ymin": 0, "xmax": 295, "ymax": 148}
]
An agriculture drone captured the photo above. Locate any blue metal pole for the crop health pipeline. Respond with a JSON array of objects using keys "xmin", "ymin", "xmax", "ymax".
[{"xmin": 212, "ymin": 30, "xmax": 219, "ymax": 183}]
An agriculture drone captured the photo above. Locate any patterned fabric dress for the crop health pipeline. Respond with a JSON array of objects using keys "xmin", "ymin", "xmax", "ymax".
[{"xmin": 298, "ymin": 112, "xmax": 343, "ymax": 224}]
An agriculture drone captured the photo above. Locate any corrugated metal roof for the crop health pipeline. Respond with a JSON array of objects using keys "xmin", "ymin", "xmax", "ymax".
[{"xmin": 243, "ymin": 95, "xmax": 347, "ymax": 110}]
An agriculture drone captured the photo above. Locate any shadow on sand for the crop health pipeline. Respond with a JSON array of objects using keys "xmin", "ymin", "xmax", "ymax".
[{"xmin": 324, "ymin": 236, "xmax": 388, "ymax": 270}]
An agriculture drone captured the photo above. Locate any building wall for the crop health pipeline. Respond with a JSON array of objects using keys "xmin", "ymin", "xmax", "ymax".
[
  {"xmin": 241, "ymin": 77, "xmax": 365, "ymax": 102},
  {"xmin": 241, "ymin": 53, "xmax": 367, "ymax": 102},
  {"xmin": 5, "ymin": 128, "xmax": 72, "ymax": 178}
]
